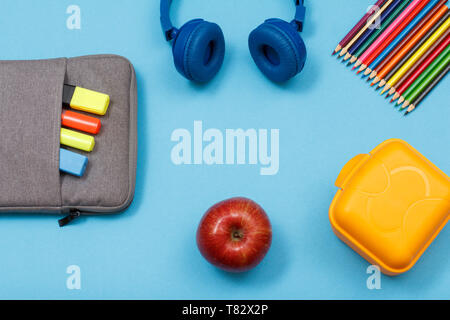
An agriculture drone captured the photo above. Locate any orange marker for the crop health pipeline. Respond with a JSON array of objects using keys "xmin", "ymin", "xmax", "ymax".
[{"xmin": 61, "ymin": 110, "xmax": 101, "ymax": 135}]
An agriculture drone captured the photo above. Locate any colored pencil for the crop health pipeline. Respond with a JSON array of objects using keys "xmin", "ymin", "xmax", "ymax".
[
  {"xmin": 375, "ymin": 8, "xmax": 450, "ymax": 90},
  {"xmin": 380, "ymin": 15, "xmax": 450, "ymax": 92},
  {"xmin": 332, "ymin": 0, "xmax": 449, "ymax": 113},
  {"xmin": 380, "ymin": 27, "xmax": 450, "ymax": 96},
  {"xmin": 372, "ymin": 0, "xmax": 448, "ymax": 80},
  {"xmin": 405, "ymin": 65, "xmax": 449, "ymax": 114},
  {"xmin": 366, "ymin": 0, "xmax": 445, "ymax": 78},
  {"xmin": 344, "ymin": 0, "xmax": 407, "ymax": 62},
  {"xmin": 388, "ymin": 31, "xmax": 446, "ymax": 97},
  {"xmin": 355, "ymin": 0, "xmax": 431, "ymax": 72},
  {"xmin": 340, "ymin": 0, "xmax": 394, "ymax": 57},
  {"xmin": 350, "ymin": 0, "xmax": 410, "ymax": 65},
  {"xmin": 333, "ymin": 0, "xmax": 387, "ymax": 56},
  {"xmin": 391, "ymin": 32, "xmax": 450, "ymax": 101},
  {"xmin": 400, "ymin": 46, "xmax": 450, "ymax": 108}
]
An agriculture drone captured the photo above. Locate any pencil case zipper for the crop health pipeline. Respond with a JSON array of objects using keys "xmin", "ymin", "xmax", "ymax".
[{"xmin": 58, "ymin": 209, "xmax": 83, "ymax": 227}]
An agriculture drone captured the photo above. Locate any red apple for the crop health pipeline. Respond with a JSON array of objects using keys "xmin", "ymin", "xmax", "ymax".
[{"xmin": 196, "ymin": 197, "xmax": 272, "ymax": 272}]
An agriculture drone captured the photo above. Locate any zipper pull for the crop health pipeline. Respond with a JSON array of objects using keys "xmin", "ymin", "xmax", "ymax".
[{"xmin": 58, "ymin": 210, "xmax": 81, "ymax": 227}]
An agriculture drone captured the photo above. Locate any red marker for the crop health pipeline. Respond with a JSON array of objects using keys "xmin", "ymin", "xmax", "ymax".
[{"xmin": 61, "ymin": 110, "xmax": 101, "ymax": 135}]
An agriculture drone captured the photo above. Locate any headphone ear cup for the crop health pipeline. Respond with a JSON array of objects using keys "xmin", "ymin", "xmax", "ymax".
[
  {"xmin": 248, "ymin": 19, "xmax": 306, "ymax": 82},
  {"xmin": 172, "ymin": 19, "xmax": 225, "ymax": 83}
]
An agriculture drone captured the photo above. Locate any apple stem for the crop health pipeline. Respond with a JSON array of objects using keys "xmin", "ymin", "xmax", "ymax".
[{"xmin": 231, "ymin": 229, "xmax": 244, "ymax": 241}]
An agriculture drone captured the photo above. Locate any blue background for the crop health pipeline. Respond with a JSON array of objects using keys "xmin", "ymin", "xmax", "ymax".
[{"xmin": 0, "ymin": 0, "xmax": 448, "ymax": 300}]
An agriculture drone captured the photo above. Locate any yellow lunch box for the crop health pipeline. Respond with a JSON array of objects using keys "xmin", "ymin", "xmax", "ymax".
[{"xmin": 329, "ymin": 139, "xmax": 450, "ymax": 276}]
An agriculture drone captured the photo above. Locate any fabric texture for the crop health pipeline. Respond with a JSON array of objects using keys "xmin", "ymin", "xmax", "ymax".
[
  {"xmin": 0, "ymin": 55, "xmax": 137, "ymax": 215},
  {"xmin": 0, "ymin": 58, "xmax": 66, "ymax": 210}
]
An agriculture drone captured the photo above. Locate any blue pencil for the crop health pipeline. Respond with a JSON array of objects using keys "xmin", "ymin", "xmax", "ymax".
[
  {"xmin": 344, "ymin": 0, "xmax": 406, "ymax": 62},
  {"xmin": 365, "ymin": 0, "xmax": 442, "ymax": 76}
]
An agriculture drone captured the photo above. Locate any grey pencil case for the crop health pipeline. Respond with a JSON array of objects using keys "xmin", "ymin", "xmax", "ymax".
[{"xmin": 0, "ymin": 54, "xmax": 138, "ymax": 226}]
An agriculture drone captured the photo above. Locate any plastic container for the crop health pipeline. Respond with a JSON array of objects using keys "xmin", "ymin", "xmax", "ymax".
[{"xmin": 329, "ymin": 139, "xmax": 450, "ymax": 275}]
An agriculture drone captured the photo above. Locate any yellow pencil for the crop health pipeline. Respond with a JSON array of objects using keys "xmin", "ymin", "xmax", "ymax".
[
  {"xmin": 385, "ymin": 16, "xmax": 450, "ymax": 89},
  {"xmin": 339, "ymin": 0, "xmax": 394, "ymax": 57}
]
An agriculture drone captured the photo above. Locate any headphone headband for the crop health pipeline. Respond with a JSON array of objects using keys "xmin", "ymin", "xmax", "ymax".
[
  {"xmin": 160, "ymin": 0, "xmax": 306, "ymax": 41},
  {"xmin": 160, "ymin": 0, "xmax": 175, "ymax": 41},
  {"xmin": 294, "ymin": 0, "xmax": 306, "ymax": 32}
]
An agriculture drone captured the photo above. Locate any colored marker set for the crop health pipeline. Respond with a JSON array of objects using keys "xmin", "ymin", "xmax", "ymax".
[
  {"xmin": 59, "ymin": 85, "xmax": 110, "ymax": 177},
  {"xmin": 333, "ymin": 0, "xmax": 449, "ymax": 115}
]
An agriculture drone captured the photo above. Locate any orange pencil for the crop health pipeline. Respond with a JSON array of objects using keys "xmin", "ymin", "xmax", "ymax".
[
  {"xmin": 373, "ymin": 4, "xmax": 449, "ymax": 86},
  {"xmin": 354, "ymin": 0, "xmax": 430, "ymax": 72}
]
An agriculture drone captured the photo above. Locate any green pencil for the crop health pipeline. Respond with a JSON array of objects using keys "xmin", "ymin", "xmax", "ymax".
[
  {"xmin": 405, "ymin": 65, "xmax": 449, "ymax": 115},
  {"xmin": 400, "ymin": 46, "xmax": 450, "ymax": 109},
  {"xmin": 348, "ymin": 0, "xmax": 412, "ymax": 66}
]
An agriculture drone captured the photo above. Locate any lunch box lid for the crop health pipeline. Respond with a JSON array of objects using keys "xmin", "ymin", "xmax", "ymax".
[{"xmin": 329, "ymin": 139, "xmax": 450, "ymax": 275}]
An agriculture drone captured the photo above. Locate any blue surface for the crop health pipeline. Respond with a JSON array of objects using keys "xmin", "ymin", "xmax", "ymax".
[{"xmin": 0, "ymin": 0, "xmax": 448, "ymax": 300}]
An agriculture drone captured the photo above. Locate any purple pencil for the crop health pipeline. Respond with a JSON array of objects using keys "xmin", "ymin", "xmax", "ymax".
[{"xmin": 332, "ymin": 0, "xmax": 386, "ymax": 55}]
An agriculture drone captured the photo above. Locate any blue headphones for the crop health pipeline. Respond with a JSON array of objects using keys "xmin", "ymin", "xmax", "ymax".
[{"xmin": 160, "ymin": 0, "xmax": 307, "ymax": 83}]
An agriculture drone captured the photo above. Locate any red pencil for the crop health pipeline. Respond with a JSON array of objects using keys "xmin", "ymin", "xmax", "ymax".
[
  {"xmin": 369, "ymin": 0, "xmax": 448, "ymax": 80},
  {"xmin": 391, "ymin": 33, "xmax": 450, "ymax": 102},
  {"xmin": 388, "ymin": 27, "xmax": 450, "ymax": 97},
  {"xmin": 356, "ymin": 0, "xmax": 431, "ymax": 73},
  {"xmin": 332, "ymin": 0, "xmax": 386, "ymax": 55}
]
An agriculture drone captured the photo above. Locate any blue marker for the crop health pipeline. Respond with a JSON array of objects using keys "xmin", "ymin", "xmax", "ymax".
[
  {"xmin": 60, "ymin": 148, "xmax": 88, "ymax": 177},
  {"xmin": 347, "ymin": 0, "xmax": 405, "ymax": 58},
  {"xmin": 367, "ymin": 0, "xmax": 442, "ymax": 73}
]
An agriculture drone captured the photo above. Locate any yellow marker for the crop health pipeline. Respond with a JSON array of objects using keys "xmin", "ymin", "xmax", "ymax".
[
  {"xmin": 63, "ymin": 84, "xmax": 110, "ymax": 116},
  {"xmin": 386, "ymin": 16, "xmax": 450, "ymax": 88},
  {"xmin": 60, "ymin": 128, "xmax": 95, "ymax": 152}
]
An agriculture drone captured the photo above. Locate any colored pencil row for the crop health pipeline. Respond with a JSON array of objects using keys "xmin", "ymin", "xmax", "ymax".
[{"xmin": 333, "ymin": 0, "xmax": 449, "ymax": 115}]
